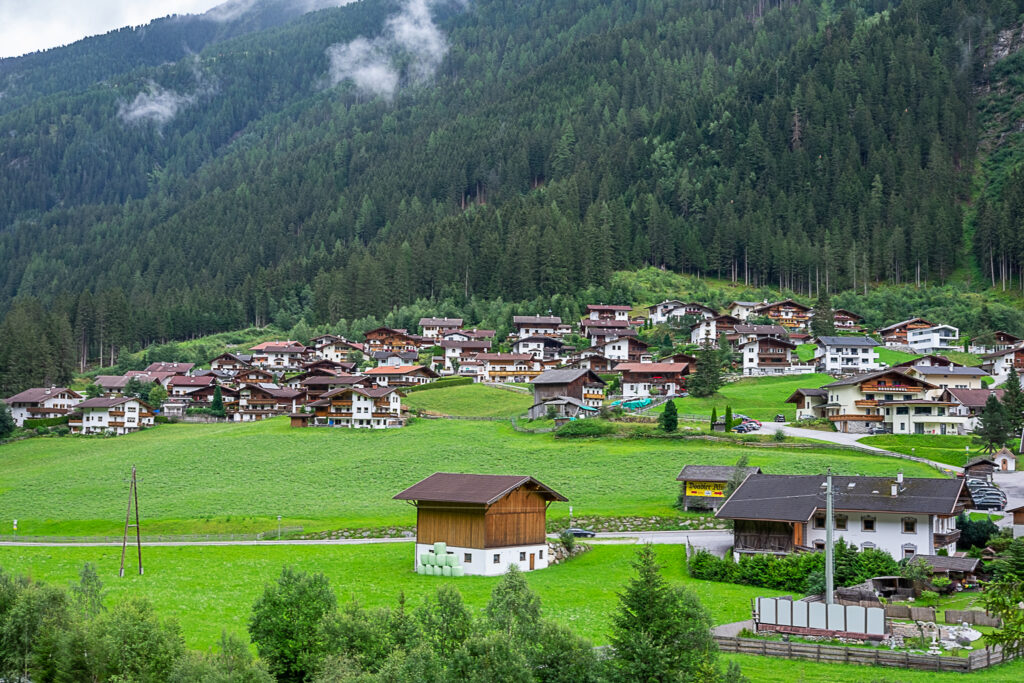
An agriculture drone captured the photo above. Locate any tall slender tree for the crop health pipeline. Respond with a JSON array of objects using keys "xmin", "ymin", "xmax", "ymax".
[
  {"xmin": 975, "ymin": 393, "xmax": 1013, "ymax": 454},
  {"xmin": 1001, "ymin": 367, "xmax": 1024, "ymax": 447}
]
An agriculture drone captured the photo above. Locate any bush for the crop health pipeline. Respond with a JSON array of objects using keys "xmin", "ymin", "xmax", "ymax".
[
  {"xmin": 35, "ymin": 426, "xmax": 48, "ymax": 435},
  {"xmin": 23, "ymin": 415, "xmax": 70, "ymax": 429},
  {"xmin": 405, "ymin": 377, "xmax": 474, "ymax": 393},
  {"xmin": 559, "ymin": 530, "xmax": 577, "ymax": 554},
  {"xmin": 53, "ymin": 426, "xmax": 70, "ymax": 436},
  {"xmin": 554, "ymin": 419, "xmax": 614, "ymax": 438}
]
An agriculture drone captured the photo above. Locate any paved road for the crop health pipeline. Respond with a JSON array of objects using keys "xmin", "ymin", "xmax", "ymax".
[
  {"xmin": 587, "ymin": 529, "xmax": 733, "ymax": 555},
  {"xmin": 773, "ymin": 423, "xmax": 962, "ymax": 473}
]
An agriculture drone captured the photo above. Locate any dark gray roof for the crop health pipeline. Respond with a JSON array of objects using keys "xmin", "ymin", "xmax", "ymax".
[
  {"xmin": 513, "ymin": 316, "xmax": 562, "ymax": 325},
  {"xmin": 912, "ymin": 366, "xmax": 986, "ymax": 376},
  {"xmin": 816, "ymin": 336, "xmax": 880, "ymax": 347},
  {"xmin": 877, "ymin": 317, "xmax": 932, "ymax": 333},
  {"xmin": 910, "ymin": 554, "xmax": 981, "ymax": 573},
  {"xmin": 531, "ymin": 368, "xmax": 605, "ymax": 385},
  {"xmin": 394, "ymin": 473, "xmax": 567, "ymax": 504},
  {"xmin": 821, "ymin": 368, "xmax": 936, "ymax": 389},
  {"xmin": 677, "ymin": 465, "xmax": 762, "ymax": 483},
  {"xmin": 715, "ymin": 474, "xmax": 964, "ymax": 522}
]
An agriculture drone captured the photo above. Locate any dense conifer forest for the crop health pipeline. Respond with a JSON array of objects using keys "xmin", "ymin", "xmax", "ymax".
[{"xmin": 3, "ymin": 0, "xmax": 1024, "ymax": 390}]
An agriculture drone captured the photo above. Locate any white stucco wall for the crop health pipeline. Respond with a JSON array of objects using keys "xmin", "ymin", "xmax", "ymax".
[{"xmin": 414, "ymin": 542, "xmax": 550, "ymax": 576}]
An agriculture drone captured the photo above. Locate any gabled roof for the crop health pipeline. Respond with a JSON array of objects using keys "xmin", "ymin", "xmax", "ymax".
[
  {"xmin": 476, "ymin": 353, "xmax": 534, "ymax": 362},
  {"xmin": 531, "ymin": 368, "xmax": 605, "ymax": 386},
  {"xmin": 785, "ymin": 388, "xmax": 828, "ymax": 403},
  {"xmin": 738, "ymin": 337, "xmax": 796, "ymax": 349},
  {"xmin": 754, "ymin": 298, "xmax": 812, "ymax": 312},
  {"xmin": 393, "ymin": 473, "xmax": 567, "ymax": 504},
  {"xmin": 259, "ymin": 345, "xmax": 307, "ymax": 354},
  {"xmin": 513, "ymin": 335, "xmax": 565, "ymax": 346},
  {"xmin": 439, "ymin": 340, "xmax": 492, "ymax": 350},
  {"xmin": 533, "ymin": 396, "xmax": 597, "ymax": 410},
  {"xmin": 587, "ymin": 304, "xmax": 633, "ymax": 311},
  {"xmin": 249, "ymin": 340, "xmax": 300, "ymax": 351},
  {"xmin": 716, "ymin": 474, "xmax": 964, "ymax": 522},
  {"xmin": 815, "ymin": 336, "xmax": 880, "ymax": 347},
  {"xmin": 909, "ymin": 554, "xmax": 981, "ymax": 574},
  {"xmin": 144, "ymin": 362, "xmax": 195, "ymax": 374},
  {"xmin": 581, "ymin": 319, "xmax": 632, "ymax": 328},
  {"xmin": 728, "ymin": 301, "xmax": 760, "ymax": 308},
  {"xmin": 613, "ymin": 362, "xmax": 689, "ymax": 374},
  {"xmin": 648, "ymin": 299, "xmax": 685, "ymax": 310},
  {"xmin": 5, "ymin": 387, "xmax": 81, "ymax": 403},
  {"xmin": 78, "ymin": 396, "xmax": 152, "ymax": 410},
  {"xmin": 910, "ymin": 366, "xmax": 986, "ymax": 377},
  {"xmin": 734, "ymin": 324, "xmax": 788, "ymax": 336},
  {"xmin": 877, "ymin": 318, "xmax": 933, "ymax": 333},
  {"xmin": 300, "ymin": 375, "xmax": 366, "ymax": 386},
  {"xmin": 821, "ymin": 368, "xmax": 937, "ymax": 390},
  {"xmin": 94, "ymin": 375, "xmax": 131, "ymax": 389},
  {"xmin": 833, "ymin": 309, "xmax": 863, "ymax": 320},
  {"xmin": 513, "ymin": 316, "xmax": 561, "ymax": 325},
  {"xmin": 419, "ymin": 317, "xmax": 463, "ymax": 327},
  {"xmin": 677, "ymin": 465, "xmax": 762, "ymax": 483},
  {"xmin": 212, "ymin": 352, "xmax": 253, "ymax": 363},
  {"xmin": 167, "ymin": 375, "xmax": 216, "ymax": 387},
  {"xmin": 364, "ymin": 365, "xmax": 439, "ymax": 377},
  {"xmin": 943, "ymin": 388, "xmax": 1004, "ymax": 407}
]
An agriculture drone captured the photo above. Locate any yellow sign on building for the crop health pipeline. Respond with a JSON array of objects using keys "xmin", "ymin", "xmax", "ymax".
[{"xmin": 685, "ymin": 481, "xmax": 726, "ymax": 498}]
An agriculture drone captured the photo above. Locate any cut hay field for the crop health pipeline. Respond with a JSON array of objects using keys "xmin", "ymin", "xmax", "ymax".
[
  {"xmin": 403, "ymin": 383, "xmax": 532, "ymax": 417},
  {"xmin": 0, "ymin": 543, "xmax": 780, "ymax": 649},
  {"xmin": 650, "ymin": 374, "xmax": 834, "ymax": 421},
  {"xmin": 0, "ymin": 417, "xmax": 939, "ymax": 537}
]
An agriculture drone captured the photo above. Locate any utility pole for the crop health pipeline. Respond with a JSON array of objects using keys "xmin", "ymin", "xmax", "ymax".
[
  {"xmin": 120, "ymin": 465, "xmax": 143, "ymax": 577},
  {"xmin": 825, "ymin": 468, "xmax": 834, "ymax": 605}
]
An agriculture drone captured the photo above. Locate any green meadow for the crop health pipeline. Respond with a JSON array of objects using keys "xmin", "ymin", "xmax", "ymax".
[
  {"xmin": 0, "ymin": 417, "xmax": 938, "ymax": 537},
  {"xmin": 860, "ymin": 434, "xmax": 976, "ymax": 467},
  {"xmin": 652, "ymin": 373, "xmax": 834, "ymax": 421},
  {"xmin": 403, "ymin": 383, "xmax": 533, "ymax": 417}
]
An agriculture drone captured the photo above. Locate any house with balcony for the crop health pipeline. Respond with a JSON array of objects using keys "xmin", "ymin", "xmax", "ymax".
[
  {"xmin": 418, "ymin": 317, "xmax": 464, "ymax": 339},
  {"xmin": 4, "ymin": 387, "xmax": 83, "ymax": 426},
  {"xmin": 309, "ymin": 386, "xmax": 403, "ymax": 428},
  {"xmin": 364, "ymin": 365, "xmax": 439, "ymax": 387},
  {"xmin": 981, "ymin": 344, "xmax": 1024, "ymax": 385},
  {"xmin": 580, "ymin": 318, "xmax": 633, "ymax": 343},
  {"xmin": 832, "ymin": 309, "xmax": 864, "ymax": 331},
  {"xmin": 731, "ymin": 324, "xmax": 788, "ymax": 347},
  {"xmin": 738, "ymin": 337, "xmax": 807, "ymax": 376},
  {"xmin": 689, "ymin": 314, "xmax": 742, "ymax": 345},
  {"xmin": 373, "ymin": 351, "xmax": 420, "ymax": 368},
  {"xmin": 814, "ymin": 336, "xmax": 882, "ymax": 374},
  {"xmin": 529, "ymin": 368, "xmax": 606, "ymax": 412},
  {"xmin": 715, "ymin": 473, "xmax": 967, "ymax": 560},
  {"xmin": 586, "ymin": 304, "xmax": 633, "ymax": 322},
  {"xmin": 511, "ymin": 336, "xmax": 564, "ymax": 361},
  {"xmin": 442, "ymin": 328, "xmax": 495, "ymax": 342},
  {"xmin": 876, "ymin": 318, "xmax": 935, "ymax": 346},
  {"xmin": 476, "ymin": 353, "xmax": 542, "ymax": 383},
  {"xmin": 167, "ymin": 375, "xmax": 217, "ymax": 398},
  {"xmin": 210, "ymin": 352, "xmax": 253, "ymax": 374},
  {"xmin": 940, "ymin": 388, "xmax": 1005, "ymax": 433},
  {"xmin": 363, "ymin": 328, "xmax": 421, "ymax": 354},
  {"xmin": 235, "ymin": 384, "xmax": 304, "ymax": 421},
  {"xmin": 647, "ymin": 301, "xmax": 717, "ymax": 325},
  {"xmin": 785, "ymin": 388, "xmax": 829, "ymax": 420},
  {"xmin": 904, "ymin": 365, "xmax": 986, "ymax": 395},
  {"xmin": 906, "ymin": 324, "xmax": 960, "ymax": 354},
  {"xmin": 439, "ymin": 339, "xmax": 492, "ymax": 372},
  {"xmin": 298, "ymin": 374, "xmax": 370, "ymax": 401},
  {"xmin": 614, "ymin": 362, "xmax": 689, "ymax": 399},
  {"xmin": 69, "ymin": 397, "xmax": 155, "ymax": 435},
  {"xmin": 144, "ymin": 362, "xmax": 195, "ymax": 375},
  {"xmin": 751, "ymin": 299, "xmax": 813, "ymax": 331},
  {"xmin": 512, "ymin": 316, "xmax": 562, "ymax": 339},
  {"xmin": 727, "ymin": 301, "xmax": 760, "ymax": 321},
  {"xmin": 968, "ymin": 331, "xmax": 1022, "ymax": 355},
  {"xmin": 315, "ymin": 337, "xmax": 365, "ymax": 364},
  {"xmin": 590, "ymin": 336, "xmax": 650, "ymax": 363},
  {"xmin": 249, "ymin": 343, "xmax": 310, "ymax": 371}
]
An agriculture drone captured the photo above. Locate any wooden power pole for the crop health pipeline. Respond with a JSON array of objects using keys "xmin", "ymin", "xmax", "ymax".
[{"xmin": 120, "ymin": 465, "xmax": 143, "ymax": 577}]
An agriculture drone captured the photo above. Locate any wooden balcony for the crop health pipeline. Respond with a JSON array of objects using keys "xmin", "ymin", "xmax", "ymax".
[
  {"xmin": 854, "ymin": 399, "xmax": 879, "ymax": 407},
  {"xmin": 933, "ymin": 529, "xmax": 961, "ymax": 546},
  {"xmin": 332, "ymin": 400, "xmax": 353, "ymax": 406},
  {"xmin": 861, "ymin": 383, "xmax": 917, "ymax": 393},
  {"xmin": 27, "ymin": 406, "xmax": 67, "ymax": 414},
  {"xmin": 108, "ymin": 421, "xmax": 125, "ymax": 427},
  {"xmin": 109, "ymin": 410, "xmax": 125, "ymax": 416},
  {"xmin": 140, "ymin": 412, "xmax": 155, "ymax": 418},
  {"xmin": 583, "ymin": 393, "xmax": 604, "ymax": 400},
  {"xmin": 245, "ymin": 398, "xmax": 277, "ymax": 405},
  {"xmin": 828, "ymin": 414, "xmax": 884, "ymax": 422},
  {"xmin": 373, "ymin": 411, "xmax": 396, "ymax": 418},
  {"xmin": 68, "ymin": 418, "xmax": 82, "ymax": 425}
]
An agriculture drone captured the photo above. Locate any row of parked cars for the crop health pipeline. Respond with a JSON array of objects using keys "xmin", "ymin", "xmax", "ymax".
[
  {"xmin": 966, "ymin": 477, "xmax": 1007, "ymax": 511},
  {"xmin": 731, "ymin": 414, "xmax": 761, "ymax": 433}
]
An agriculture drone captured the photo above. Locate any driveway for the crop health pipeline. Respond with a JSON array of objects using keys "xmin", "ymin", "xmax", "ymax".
[
  {"xmin": 989, "ymin": 470, "xmax": 1024, "ymax": 525},
  {"xmin": 772, "ymin": 423, "xmax": 961, "ymax": 473}
]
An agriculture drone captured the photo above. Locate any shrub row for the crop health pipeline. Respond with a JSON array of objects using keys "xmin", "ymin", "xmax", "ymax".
[
  {"xmin": 555, "ymin": 419, "xmax": 615, "ymax": 437},
  {"xmin": 405, "ymin": 377, "xmax": 474, "ymax": 392},
  {"xmin": 23, "ymin": 415, "xmax": 70, "ymax": 429}
]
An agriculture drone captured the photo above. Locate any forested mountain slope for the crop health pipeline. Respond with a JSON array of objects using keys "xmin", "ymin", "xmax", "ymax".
[{"xmin": 1, "ymin": 0, "xmax": 1023, "ymax": 381}]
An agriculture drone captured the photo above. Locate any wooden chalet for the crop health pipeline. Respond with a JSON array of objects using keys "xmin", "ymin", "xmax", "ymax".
[
  {"xmin": 530, "ymin": 368, "xmax": 605, "ymax": 406},
  {"xmin": 394, "ymin": 473, "xmax": 567, "ymax": 575},
  {"xmin": 614, "ymin": 362, "xmax": 689, "ymax": 399},
  {"xmin": 512, "ymin": 316, "xmax": 562, "ymax": 338},
  {"xmin": 364, "ymin": 365, "xmax": 439, "ymax": 387},
  {"xmin": 833, "ymin": 309, "xmax": 864, "ymax": 330},
  {"xmin": 210, "ymin": 352, "xmax": 253, "ymax": 373},
  {"xmin": 363, "ymin": 327, "xmax": 421, "ymax": 353},
  {"xmin": 751, "ymin": 299, "xmax": 812, "ymax": 330},
  {"xmin": 968, "ymin": 330, "xmax": 1022, "ymax": 355},
  {"xmin": 876, "ymin": 318, "xmax": 934, "ymax": 345},
  {"xmin": 308, "ymin": 386, "xmax": 403, "ymax": 428}
]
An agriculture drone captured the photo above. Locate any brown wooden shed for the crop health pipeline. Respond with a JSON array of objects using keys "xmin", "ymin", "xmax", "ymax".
[{"xmin": 394, "ymin": 473, "xmax": 567, "ymax": 575}]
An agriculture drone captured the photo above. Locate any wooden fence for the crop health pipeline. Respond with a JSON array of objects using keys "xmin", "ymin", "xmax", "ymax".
[
  {"xmin": 884, "ymin": 604, "xmax": 936, "ymax": 621},
  {"xmin": 714, "ymin": 636, "xmax": 1016, "ymax": 672},
  {"xmin": 946, "ymin": 609, "xmax": 1002, "ymax": 628}
]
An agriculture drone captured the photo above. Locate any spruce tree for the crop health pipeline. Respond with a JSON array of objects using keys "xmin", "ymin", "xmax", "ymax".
[
  {"xmin": 810, "ymin": 290, "xmax": 835, "ymax": 338},
  {"xmin": 975, "ymin": 393, "xmax": 1012, "ymax": 453},
  {"xmin": 710, "ymin": 407, "xmax": 718, "ymax": 428},
  {"xmin": 1001, "ymin": 366, "xmax": 1024, "ymax": 445},
  {"xmin": 688, "ymin": 341, "xmax": 722, "ymax": 398},
  {"xmin": 0, "ymin": 400, "xmax": 15, "ymax": 438},
  {"xmin": 724, "ymin": 405, "xmax": 733, "ymax": 432},
  {"xmin": 659, "ymin": 399, "xmax": 678, "ymax": 432},
  {"xmin": 211, "ymin": 385, "xmax": 225, "ymax": 417}
]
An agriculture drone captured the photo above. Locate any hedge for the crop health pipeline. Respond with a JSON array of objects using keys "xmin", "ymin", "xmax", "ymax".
[
  {"xmin": 554, "ymin": 419, "xmax": 615, "ymax": 438},
  {"xmin": 405, "ymin": 377, "xmax": 474, "ymax": 393},
  {"xmin": 23, "ymin": 415, "xmax": 70, "ymax": 429}
]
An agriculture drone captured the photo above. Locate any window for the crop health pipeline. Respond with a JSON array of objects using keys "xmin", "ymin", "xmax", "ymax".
[
  {"xmin": 862, "ymin": 517, "xmax": 875, "ymax": 532},
  {"xmin": 903, "ymin": 545, "xmax": 917, "ymax": 558},
  {"xmin": 464, "ymin": 553, "xmax": 472, "ymax": 563},
  {"xmin": 493, "ymin": 554, "xmax": 500, "ymax": 564},
  {"xmin": 861, "ymin": 542, "xmax": 876, "ymax": 550},
  {"xmin": 519, "ymin": 552, "xmax": 526, "ymax": 562},
  {"xmin": 813, "ymin": 540, "xmax": 825, "ymax": 550},
  {"xmin": 914, "ymin": 407, "xmax": 931, "ymax": 415},
  {"xmin": 835, "ymin": 515, "xmax": 848, "ymax": 530},
  {"xmin": 539, "ymin": 550, "xmax": 544, "ymax": 559},
  {"xmin": 896, "ymin": 407, "xmax": 909, "ymax": 415},
  {"xmin": 903, "ymin": 518, "xmax": 917, "ymax": 534},
  {"xmin": 813, "ymin": 514, "xmax": 826, "ymax": 529}
]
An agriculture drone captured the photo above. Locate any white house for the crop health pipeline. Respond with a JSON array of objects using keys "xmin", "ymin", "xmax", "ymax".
[
  {"xmin": 905, "ymin": 365, "xmax": 987, "ymax": 396},
  {"xmin": 309, "ymin": 386, "xmax": 403, "ymax": 428},
  {"xmin": 906, "ymin": 325, "xmax": 960, "ymax": 353},
  {"xmin": 512, "ymin": 316, "xmax": 562, "ymax": 339},
  {"xmin": 813, "ymin": 336, "xmax": 882, "ymax": 374},
  {"xmin": 738, "ymin": 337, "xmax": 808, "ymax": 376},
  {"xmin": 968, "ymin": 331, "xmax": 1021, "ymax": 355},
  {"xmin": 70, "ymin": 396, "xmax": 155, "ymax": 435},
  {"xmin": 981, "ymin": 345, "xmax": 1024, "ymax": 385},
  {"xmin": 439, "ymin": 340, "xmax": 491, "ymax": 372},
  {"xmin": 394, "ymin": 473, "xmax": 567, "ymax": 576},
  {"xmin": 419, "ymin": 317, "xmax": 463, "ymax": 339},
  {"xmin": 993, "ymin": 447, "xmax": 1017, "ymax": 472},
  {"xmin": 689, "ymin": 315, "xmax": 742, "ymax": 345},
  {"xmin": 4, "ymin": 387, "xmax": 83, "ymax": 426},
  {"xmin": 716, "ymin": 473, "xmax": 966, "ymax": 560},
  {"xmin": 586, "ymin": 304, "xmax": 632, "ymax": 322},
  {"xmin": 511, "ymin": 336, "xmax": 564, "ymax": 361},
  {"xmin": 615, "ymin": 362, "xmax": 688, "ymax": 399},
  {"xmin": 727, "ymin": 301, "xmax": 760, "ymax": 321}
]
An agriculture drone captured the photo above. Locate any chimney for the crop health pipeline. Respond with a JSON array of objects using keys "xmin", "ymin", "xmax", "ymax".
[
  {"xmin": 897, "ymin": 472, "xmax": 903, "ymax": 484},
  {"xmin": 891, "ymin": 483, "xmax": 898, "ymax": 497}
]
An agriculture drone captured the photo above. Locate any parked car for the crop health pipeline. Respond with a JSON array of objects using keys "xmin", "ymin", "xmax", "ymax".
[
  {"xmin": 564, "ymin": 527, "xmax": 596, "ymax": 538},
  {"xmin": 774, "ymin": 414, "xmax": 786, "ymax": 422},
  {"xmin": 732, "ymin": 424, "xmax": 750, "ymax": 433},
  {"xmin": 868, "ymin": 426, "xmax": 887, "ymax": 435}
]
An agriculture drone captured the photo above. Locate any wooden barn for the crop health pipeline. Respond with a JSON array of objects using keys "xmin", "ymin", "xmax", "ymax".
[{"xmin": 394, "ymin": 473, "xmax": 567, "ymax": 575}]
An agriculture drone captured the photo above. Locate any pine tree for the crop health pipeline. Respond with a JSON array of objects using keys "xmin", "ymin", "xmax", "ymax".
[
  {"xmin": 1001, "ymin": 367, "xmax": 1024, "ymax": 445},
  {"xmin": 0, "ymin": 400, "xmax": 15, "ymax": 438},
  {"xmin": 659, "ymin": 399, "xmax": 678, "ymax": 432},
  {"xmin": 811, "ymin": 290, "xmax": 835, "ymax": 338},
  {"xmin": 688, "ymin": 341, "xmax": 722, "ymax": 398},
  {"xmin": 610, "ymin": 546, "xmax": 723, "ymax": 681},
  {"xmin": 710, "ymin": 407, "xmax": 718, "ymax": 428},
  {"xmin": 975, "ymin": 394, "xmax": 1013, "ymax": 454},
  {"xmin": 211, "ymin": 385, "xmax": 225, "ymax": 417},
  {"xmin": 724, "ymin": 405, "xmax": 733, "ymax": 432}
]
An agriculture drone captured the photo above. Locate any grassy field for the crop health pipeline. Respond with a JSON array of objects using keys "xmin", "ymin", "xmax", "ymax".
[
  {"xmin": 403, "ymin": 383, "xmax": 533, "ymax": 417},
  {"xmin": 0, "ymin": 418, "xmax": 940, "ymax": 537},
  {"xmin": 724, "ymin": 653, "xmax": 1024, "ymax": 682},
  {"xmin": 876, "ymin": 347, "xmax": 920, "ymax": 366},
  {"xmin": 651, "ymin": 374, "xmax": 834, "ymax": 421},
  {"xmin": 860, "ymin": 434, "xmax": 976, "ymax": 467},
  {"xmin": 0, "ymin": 543, "xmax": 782, "ymax": 649}
]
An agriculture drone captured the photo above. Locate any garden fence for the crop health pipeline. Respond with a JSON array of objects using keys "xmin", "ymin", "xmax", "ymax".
[{"xmin": 945, "ymin": 609, "xmax": 1001, "ymax": 627}]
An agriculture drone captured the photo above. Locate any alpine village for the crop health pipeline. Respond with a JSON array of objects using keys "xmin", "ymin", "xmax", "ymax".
[{"xmin": 7, "ymin": 1, "xmax": 1024, "ymax": 681}]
